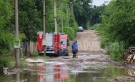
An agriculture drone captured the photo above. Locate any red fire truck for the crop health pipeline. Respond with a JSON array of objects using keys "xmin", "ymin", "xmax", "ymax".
[{"xmin": 37, "ymin": 32, "xmax": 69, "ymax": 56}]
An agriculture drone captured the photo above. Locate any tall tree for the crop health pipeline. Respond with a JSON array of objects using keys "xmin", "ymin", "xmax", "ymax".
[
  {"xmin": 101, "ymin": 0, "xmax": 135, "ymax": 48},
  {"xmin": 90, "ymin": 5, "xmax": 106, "ymax": 26},
  {"xmin": 0, "ymin": 0, "xmax": 15, "ymax": 55},
  {"xmin": 0, "ymin": 0, "xmax": 15, "ymax": 75},
  {"xmin": 19, "ymin": 0, "xmax": 42, "ymax": 42},
  {"xmin": 70, "ymin": 0, "xmax": 92, "ymax": 29}
]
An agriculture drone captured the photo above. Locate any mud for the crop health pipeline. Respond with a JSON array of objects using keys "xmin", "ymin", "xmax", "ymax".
[{"xmin": 47, "ymin": 30, "xmax": 135, "ymax": 82}]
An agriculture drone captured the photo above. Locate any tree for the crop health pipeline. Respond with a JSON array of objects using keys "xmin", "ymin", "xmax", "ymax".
[
  {"xmin": 101, "ymin": 0, "xmax": 135, "ymax": 47},
  {"xmin": 18, "ymin": 0, "xmax": 78, "ymax": 41},
  {"xmin": 19, "ymin": 0, "xmax": 42, "ymax": 42},
  {"xmin": 99, "ymin": 0, "xmax": 135, "ymax": 60},
  {"xmin": 70, "ymin": 0, "xmax": 93, "ymax": 29},
  {"xmin": 0, "ymin": 0, "xmax": 15, "ymax": 55},
  {"xmin": 0, "ymin": 0, "xmax": 15, "ymax": 75},
  {"xmin": 90, "ymin": 5, "xmax": 106, "ymax": 26}
]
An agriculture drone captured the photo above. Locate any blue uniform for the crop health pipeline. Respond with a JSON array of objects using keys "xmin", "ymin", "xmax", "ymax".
[
  {"xmin": 73, "ymin": 43, "xmax": 78, "ymax": 50},
  {"xmin": 72, "ymin": 41, "xmax": 78, "ymax": 57},
  {"xmin": 73, "ymin": 42, "xmax": 78, "ymax": 53}
]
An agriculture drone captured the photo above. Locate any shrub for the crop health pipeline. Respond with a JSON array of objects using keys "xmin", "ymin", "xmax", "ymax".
[
  {"xmin": 63, "ymin": 27, "xmax": 76, "ymax": 40},
  {"xmin": 105, "ymin": 42, "xmax": 125, "ymax": 61},
  {"xmin": 0, "ymin": 56, "xmax": 10, "ymax": 75},
  {"xmin": 88, "ymin": 24, "xmax": 101, "ymax": 30}
]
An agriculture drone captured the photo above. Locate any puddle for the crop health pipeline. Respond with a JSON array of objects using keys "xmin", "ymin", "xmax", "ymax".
[
  {"xmin": 68, "ymin": 64, "xmax": 127, "ymax": 82},
  {"xmin": 73, "ymin": 67, "xmax": 125, "ymax": 82},
  {"xmin": 0, "ymin": 62, "xmax": 132, "ymax": 82}
]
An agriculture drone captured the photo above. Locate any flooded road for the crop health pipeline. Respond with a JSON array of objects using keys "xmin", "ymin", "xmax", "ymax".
[
  {"xmin": 0, "ymin": 61, "xmax": 129, "ymax": 82},
  {"xmin": 1, "ymin": 30, "xmax": 135, "ymax": 82}
]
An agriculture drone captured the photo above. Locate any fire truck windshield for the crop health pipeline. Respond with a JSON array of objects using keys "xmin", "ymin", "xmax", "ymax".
[{"xmin": 60, "ymin": 39, "xmax": 67, "ymax": 45}]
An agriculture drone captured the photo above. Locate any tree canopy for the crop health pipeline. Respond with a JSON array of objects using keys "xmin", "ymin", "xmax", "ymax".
[
  {"xmin": 17, "ymin": 0, "xmax": 78, "ymax": 42},
  {"xmin": 96, "ymin": 0, "xmax": 135, "ymax": 61},
  {"xmin": 0, "ymin": 0, "xmax": 15, "ymax": 55},
  {"xmin": 70, "ymin": 0, "xmax": 106, "ymax": 29},
  {"xmin": 101, "ymin": 0, "xmax": 135, "ymax": 48}
]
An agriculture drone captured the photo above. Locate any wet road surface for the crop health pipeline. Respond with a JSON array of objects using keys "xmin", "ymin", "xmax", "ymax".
[{"xmin": 1, "ymin": 30, "xmax": 135, "ymax": 82}]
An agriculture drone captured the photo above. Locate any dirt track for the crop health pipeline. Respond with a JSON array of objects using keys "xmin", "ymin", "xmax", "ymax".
[
  {"xmin": 77, "ymin": 30, "xmax": 102, "ymax": 52},
  {"xmin": 50, "ymin": 30, "xmax": 135, "ymax": 82},
  {"xmin": 48, "ymin": 30, "xmax": 109, "ymax": 73}
]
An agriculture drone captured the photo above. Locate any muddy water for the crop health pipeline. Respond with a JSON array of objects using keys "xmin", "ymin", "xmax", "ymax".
[
  {"xmin": 0, "ymin": 62, "xmax": 130, "ymax": 82},
  {"xmin": 68, "ymin": 63, "xmax": 127, "ymax": 82},
  {"xmin": 74, "ymin": 66, "xmax": 125, "ymax": 82}
]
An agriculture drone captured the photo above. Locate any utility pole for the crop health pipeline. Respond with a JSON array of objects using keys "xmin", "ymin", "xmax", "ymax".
[
  {"xmin": 60, "ymin": 0, "xmax": 64, "ymax": 33},
  {"xmin": 54, "ymin": 0, "xmax": 57, "ymax": 33},
  {"xmin": 70, "ymin": 2, "xmax": 73, "ymax": 16},
  {"xmin": 15, "ymin": 0, "xmax": 20, "ymax": 67},
  {"xmin": 43, "ymin": 0, "xmax": 46, "ymax": 56},
  {"xmin": 67, "ymin": 5, "xmax": 69, "ymax": 27}
]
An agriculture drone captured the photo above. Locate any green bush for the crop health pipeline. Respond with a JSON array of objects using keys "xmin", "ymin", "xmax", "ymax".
[
  {"xmin": 105, "ymin": 42, "xmax": 125, "ymax": 61},
  {"xmin": 88, "ymin": 24, "xmax": 101, "ymax": 30},
  {"xmin": 65, "ymin": 27, "xmax": 76, "ymax": 40},
  {"xmin": 0, "ymin": 56, "xmax": 10, "ymax": 75},
  {"xmin": 63, "ymin": 27, "xmax": 76, "ymax": 40},
  {"xmin": 100, "ymin": 35, "xmax": 109, "ymax": 48}
]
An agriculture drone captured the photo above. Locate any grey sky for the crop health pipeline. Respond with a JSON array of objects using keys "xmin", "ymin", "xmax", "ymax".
[{"xmin": 92, "ymin": 0, "xmax": 111, "ymax": 6}]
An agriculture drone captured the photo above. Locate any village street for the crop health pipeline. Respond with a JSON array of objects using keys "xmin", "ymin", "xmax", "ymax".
[{"xmin": 1, "ymin": 30, "xmax": 135, "ymax": 82}]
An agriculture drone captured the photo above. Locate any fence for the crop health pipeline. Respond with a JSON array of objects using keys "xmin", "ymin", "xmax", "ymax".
[{"xmin": 12, "ymin": 41, "xmax": 37, "ymax": 57}]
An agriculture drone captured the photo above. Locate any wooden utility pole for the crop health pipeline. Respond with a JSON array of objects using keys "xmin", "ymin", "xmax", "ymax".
[
  {"xmin": 70, "ymin": 2, "xmax": 73, "ymax": 16},
  {"xmin": 60, "ymin": 0, "xmax": 64, "ymax": 33},
  {"xmin": 15, "ymin": 0, "xmax": 20, "ymax": 67},
  {"xmin": 54, "ymin": 0, "xmax": 57, "ymax": 33},
  {"xmin": 43, "ymin": 0, "xmax": 46, "ymax": 56},
  {"xmin": 67, "ymin": 5, "xmax": 69, "ymax": 27}
]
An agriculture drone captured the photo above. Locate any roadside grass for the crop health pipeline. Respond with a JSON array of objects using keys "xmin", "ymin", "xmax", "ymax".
[{"xmin": 104, "ymin": 41, "xmax": 125, "ymax": 62}]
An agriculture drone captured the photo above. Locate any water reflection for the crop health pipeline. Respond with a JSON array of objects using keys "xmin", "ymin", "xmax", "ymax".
[
  {"xmin": 1, "ymin": 63, "xmax": 134, "ymax": 82},
  {"xmin": 35, "ymin": 62, "xmax": 69, "ymax": 82},
  {"xmin": 16, "ymin": 72, "xmax": 20, "ymax": 82},
  {"xmin": 74, "ymin": 67, "xmax": 125, "ymax": 82}
]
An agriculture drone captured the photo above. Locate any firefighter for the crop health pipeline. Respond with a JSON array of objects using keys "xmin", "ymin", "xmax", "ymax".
[
  {"xmin": 72, "ymin": 41, "xmax": 78, "ymax": 58},
  {"xmin": 72, "ymin": 41, "xmax": 76, "ymax": 58}
]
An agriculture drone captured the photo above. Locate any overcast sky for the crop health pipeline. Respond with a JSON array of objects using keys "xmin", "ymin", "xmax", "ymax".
[{"xmin": 92, "ymin": 0, "xmax": 111, "ymax": 6}]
